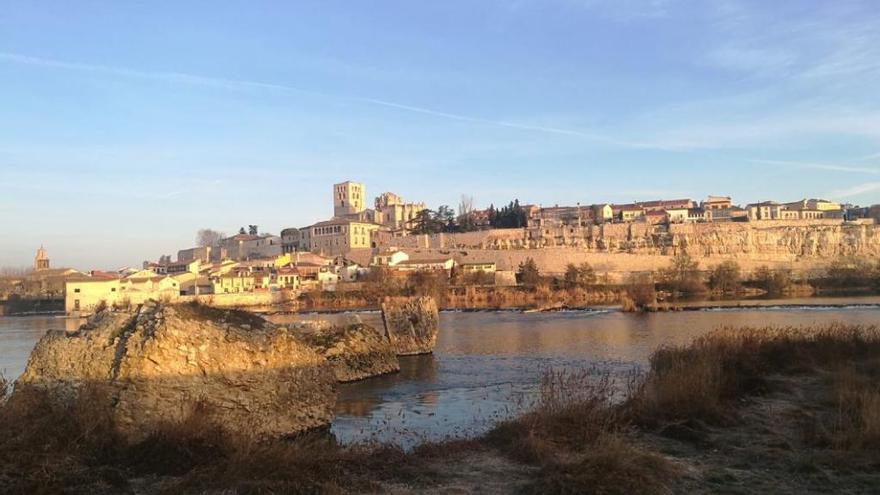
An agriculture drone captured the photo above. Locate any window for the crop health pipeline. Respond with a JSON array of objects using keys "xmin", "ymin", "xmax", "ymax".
[
  {"xmin": 111, "ymin": 288, "xmax": 116, "ymax": 292},
  {"xmin": 74, "ymin": 288, "xmax": 81, "ymax": 293}
]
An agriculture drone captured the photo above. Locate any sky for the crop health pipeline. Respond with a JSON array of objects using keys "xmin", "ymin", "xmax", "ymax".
[{"xmin": 1, "ymin": 0, "xmax": 880, "ymax": 269}]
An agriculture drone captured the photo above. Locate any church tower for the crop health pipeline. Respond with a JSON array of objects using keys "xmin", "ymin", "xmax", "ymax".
[
  {"xmin": 333, "ymin": 181, "xmax": 365, "ymax": 217},
  {"xmin": 34, "ymin": 246, "xmax": 50, "ymax": 271}
]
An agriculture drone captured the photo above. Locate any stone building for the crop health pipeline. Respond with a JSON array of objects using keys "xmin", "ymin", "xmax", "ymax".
[
  {"xmin": 307, "ymin": 218, "xmax": 379, "ymax": 256},
  {"xmin": 33, "ymin": 246, "xmax": 50, "ymax": 271},
  {"xmin": 701, "ymin": 196, "xmax": 733, "ymax": 210},
  {"xmin": 374, "ymin": 192, "xmax": 426, "ymax": 231},
  {"xmin": 333, "ymin": 181, "xmax": 366, "ymax": 217},
  {"xmin": 638, "ymin": 198, "xmax": 694, "ymax": 212},
  {"xmin": 219, "ymin": 234, "xmax": 282, "ymax": 260}
]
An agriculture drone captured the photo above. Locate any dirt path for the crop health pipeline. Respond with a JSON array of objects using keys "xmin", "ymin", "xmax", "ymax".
[{"xmin": 380, "ymin": 449, "xmax": 536, "ymax": 495}]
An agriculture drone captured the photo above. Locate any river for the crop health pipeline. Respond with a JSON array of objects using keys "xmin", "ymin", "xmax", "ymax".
[{"xmin": 2, "ymin": 296, "xmax": 879, "ymax": 447}]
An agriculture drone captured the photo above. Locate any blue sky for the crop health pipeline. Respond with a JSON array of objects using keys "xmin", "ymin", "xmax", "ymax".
[{"xmin": 1, "ymin": 0, "xmax": 879, "ymax": 269}]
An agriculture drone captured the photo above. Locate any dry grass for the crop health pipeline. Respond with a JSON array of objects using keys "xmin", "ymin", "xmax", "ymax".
[
  {"xmin": 3, "ymin": 324, "xmax": 879, "ymax": 493},
  {"xmin": 486, "ymin": 369, "xmax": 681, "ymax": 494},
  {"xmin": 829, "ymin": 364, "xmax": 880, "ymax": 451},
  {"xmin": 629, "ymin": 325, "xmax": 880, "ymax": 426},
  {"xmin": 0, "ymin": 383, "xmax": 456, "ymax": 494}
]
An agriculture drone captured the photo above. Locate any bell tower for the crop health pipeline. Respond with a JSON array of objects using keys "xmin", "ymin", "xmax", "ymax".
[
  {"xmin": 34, "ymin": 246, "xmax": 50, "ymax": 271},
  {"xmin": 333, "ymin": 181, "xmax": 365, "ymax": 217}
]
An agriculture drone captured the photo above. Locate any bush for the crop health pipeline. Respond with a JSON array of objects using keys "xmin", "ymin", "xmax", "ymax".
[
  {"xmin": 708, "ymin": 261, "xmax": 741, "ymax": 293},
  {"xmin": 659, "ymin": 252, "xmax": 706, "ymax": 295},
  {"xmin": 517, "ymin": 258, "xmax": 541, "ymax": 286},
  {"xmin": 564, "ymin": 262, "xmax": 597, "ymax": 288},
  {"xmin": 821, "ymin": 257, "xmax": 877, "ymax": 289},
  {"xmin": 752, "ymin": 265, "xmax": 792, "ymax": 295},
  {"xmin": 629, "ymin": 324, "xmax": 880, "ymax": 426},
  {"xmin": 624, "ymin": 273, "xmax": 656, "ymax": 311}
]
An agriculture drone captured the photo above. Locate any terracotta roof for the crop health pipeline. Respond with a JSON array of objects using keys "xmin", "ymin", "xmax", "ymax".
[
  {"xmin": 89, "ymin": 271, "xmax": 121, "ymax": 280},
  {"xmin": 638, "ymin": 199, "xmax": 692, "ymax": 207},
  {"xmin": 395, "ymin": 258, "xmax": 453, "ymax": 265}
]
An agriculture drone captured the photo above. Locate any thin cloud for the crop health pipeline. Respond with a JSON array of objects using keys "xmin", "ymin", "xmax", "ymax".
[
  {"xmin": 826, "ymin": 182, "xmax": 880, "ymax": 200},
  {"xmin": 750, "ymin": 159, "xmax": 880, "ymax": 175},
  {"xmin": 0, "ymin": 52, "xmax": 638, "ymax": 148}
]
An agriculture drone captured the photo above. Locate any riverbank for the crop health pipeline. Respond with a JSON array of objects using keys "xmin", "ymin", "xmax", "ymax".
[{"xmin": 1, "ymin": 322, "xmax": 878, "ymax": 493}]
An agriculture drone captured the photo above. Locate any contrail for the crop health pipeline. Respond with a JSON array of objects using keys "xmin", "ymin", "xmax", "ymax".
[
  {"xmin": 0, "ymin": 52, "xmax": 637, "ymax": 147},
  {"xmin": 750, "ymin": 158, "xmax": 880, "ymax": 175}
]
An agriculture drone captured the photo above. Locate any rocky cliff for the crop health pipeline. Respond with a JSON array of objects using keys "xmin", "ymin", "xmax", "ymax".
[
  {"xmin": 381, "ymin": 297, "xmax": 440, "ymax": 355},
  {"xmin": 380, "ymin": 221, "xmax": 880, "ymax": 259},
  {"xmin": 293, "ymin": 317, "xmax": 400, "ymax": 382},
  {"xmin": 669, "ymin": 222, "xmax": 880, "ymax": 258},
  {"xmin": 14, "ymin": 302, "xmax": 337, "ymax": 441}
]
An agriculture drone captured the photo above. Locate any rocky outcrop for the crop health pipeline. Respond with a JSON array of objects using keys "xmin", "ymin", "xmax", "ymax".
[
  {"xmin": 292, "ymin": 318, "xmax": 400, "ymax": 382},
  {"xmin": 13, "ymin": 302, "xmax": 336, "ymax": 442},
  {"xmin": 381, "ymin": 297, "xmax": 439, "ymax": 355}
]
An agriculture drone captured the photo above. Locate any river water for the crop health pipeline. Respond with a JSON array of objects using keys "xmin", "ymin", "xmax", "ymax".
[{"xmin": 2, "ymin": 297, "xmax": 879, "ymax": 447}]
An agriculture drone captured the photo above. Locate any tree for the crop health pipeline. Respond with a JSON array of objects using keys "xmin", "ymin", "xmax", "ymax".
[
  {"xmin": 517, "ymin": 258, "xmax": 541, "ymax": 286},
  {"xmin": 360, "ymin": 266, "xmax": 401, "ymax": 302},
  {"xmin": 659, "ymin": 252, "xmax": 705, "ymax": 294},
  {"xmin": 248, "ymin": 225, "xmax": 259, "ymax": 236},
  {"xmin": 195, "ymin": 229, "xmax": 225, "ymax": 247},
  {"xmin": 625, "ymin": 272, "xmax": 657, "ymax": 311},
  {"xmin": 436, "ymin": 205, "xmax": 456, "ymax": 232},
  {"xmin": 457, "ymin": 195, "xmax": 478, "ymax": 232},
  {"xmin": 564, "ymin": 262, "xmax": 597, "ymax": 287},
  {"xmin": 708, "ymin": 261, "xmax": 741, "ymax": 293},
  {"xmin": 753, "ymin": 266, "xmax": 792, "ymax": 296},
  {"xmin": 490, "ymin": 199, "xmax": 527, "ymax": 229},
  {"xmin": 410, "ymin": 209, "xmax": 439, "ymax": 235},
  {"xmin": 824, "ymin": 257, "xmax": 874, "ymax": 288},
  {"xmin": 238, "ymin": 227, "xmax": 246, "ymax": 235},
  {"xmin": 408, "ymin": 270, "xmax": 449, "ymax": 301}
]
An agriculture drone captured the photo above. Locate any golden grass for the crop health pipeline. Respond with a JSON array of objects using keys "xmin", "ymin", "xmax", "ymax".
[{"xmin": 629, "ymin": 325, "xmax": 880, "ymax": 426}]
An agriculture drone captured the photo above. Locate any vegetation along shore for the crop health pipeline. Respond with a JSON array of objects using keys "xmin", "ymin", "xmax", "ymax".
[{"xmin": 2, "ymin": 320, "xmax": 878, "ymax": 494}]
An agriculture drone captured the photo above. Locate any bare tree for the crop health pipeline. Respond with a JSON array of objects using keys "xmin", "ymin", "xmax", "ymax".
[
  {"xmin": 0, "ymin": 266, "xmax": 32, "ymax": 277},
  {"xmin": 457, "ymin": 194, "xmax": 476, "ymax": 232},
  {"xmin": 196, "ymin": 229, "xmax": 225, "ymax": 247}
]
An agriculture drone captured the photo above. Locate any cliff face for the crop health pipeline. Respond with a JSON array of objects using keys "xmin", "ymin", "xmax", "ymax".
[
  {"xmin": 14, "ymin": 302, "xmax": 337, "ymax": 442},
  {"xmin": 670, "ymin": 223, "xmax": 880, "ymax": 258},
  {"xmin": 381, "ymin": 222, "xmax": 880, "ymax": 260},
  {"xmin": 293, "ymin": 318, "xmax": 401, "ymax": 382},
  {"xmin": 381, "ymin": 297, "xmax": 440, "ymax": 355}
]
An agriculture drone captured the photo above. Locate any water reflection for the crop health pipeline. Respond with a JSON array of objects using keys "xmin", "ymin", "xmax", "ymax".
[
  {"xmin": 332, "ymin": 301, "xmax": 880, "ymax": 446},
  {"xmin": 0, "ymin": 316, "xmax": 83, "ymax": 379}
]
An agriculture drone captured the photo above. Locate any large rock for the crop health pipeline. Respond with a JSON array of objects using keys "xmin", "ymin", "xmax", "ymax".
[
  {"xmin": 13, "ymin": 302, "xmax": 336, "ymax": 442},
  {"xmin": 293, "ymin": 318, "xmax": 400, "ymax": 382},
  {"xmin": 381, "ymin": 297, "xmax": 440, "ymax": 355}
]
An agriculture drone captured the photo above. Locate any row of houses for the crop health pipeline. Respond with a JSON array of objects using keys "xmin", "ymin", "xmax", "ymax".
[
  {"xmin": 526, "ymin": 196, "xmax": 848, "ymax": 228},
  {"xmin": 68, "ymin": 243, "xmax": 502, "ymax": 314}
]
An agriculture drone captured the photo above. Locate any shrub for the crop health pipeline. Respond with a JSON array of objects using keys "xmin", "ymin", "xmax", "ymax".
[
  {"xmin": 708, "ymin": 261, "xmax": 741, "ymax": 293},
  {"xmin": 822, "ymin": 257, "xmax": 876, "ymax": 289},
  {"xmin": 658, "ymin": 252, "xmax": 706, "ymax": 295},
  {"xmin": 564, "ymin": 262, "xmax": 597, "ymax": 288},
  {"xmin": 624, "ymin": 273, "xmax": 656, "ymax": 311},
  {"xmin": 629, "ymin": 325, "xmax": 880, "ymax": 426},
  {"xmin": 829, "ymin": 366, "xmax": 880, "ymax": 450},
  {"xmin": 517, "ymin": 258, "xmax": 541, "ymax": 286},
  {"xmin": 752, "ymin": 265, "xmax": 792, "ymax": 295}
]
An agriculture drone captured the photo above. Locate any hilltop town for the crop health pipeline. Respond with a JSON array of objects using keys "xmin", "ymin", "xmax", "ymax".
[{"xmin": 2, "ymin": 181, "xmax": 879, "ymax": 315}]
